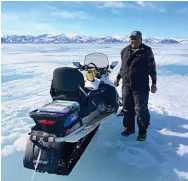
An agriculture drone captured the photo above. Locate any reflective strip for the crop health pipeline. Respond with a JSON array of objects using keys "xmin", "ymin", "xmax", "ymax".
[
  {"xmin": 48, "ymin": 137, "xmax": 55, "ymax": 142},
  {"xmin": 30, "ymin": 135, "xmax": 55, "ymax": 142},
  {"xmin": 32, "ymin": 135, "xmax": 37, "ymax": 141}
]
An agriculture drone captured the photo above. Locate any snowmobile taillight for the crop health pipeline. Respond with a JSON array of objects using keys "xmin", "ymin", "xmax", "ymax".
[
  {"xmin": 66, "ymin": 129, "xmax": 70, "ymax": 135},
  {"xmin": 39, "ymin": 119, "xmax": 55, "ymax": 125}
]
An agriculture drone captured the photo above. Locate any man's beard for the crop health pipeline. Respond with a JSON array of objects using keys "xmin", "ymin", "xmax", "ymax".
[
  {"xmin": 131, "ymin": 42, "xmax": 141, "ymax": 49},
  {"xmin": 131, "ymin": 44, "xmax": 138, "ymax": 49}
]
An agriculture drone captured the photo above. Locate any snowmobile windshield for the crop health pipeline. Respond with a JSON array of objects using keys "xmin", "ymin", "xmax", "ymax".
[{"xmin": 84, "ymin": 53, "xmax": 109, "ymax": 68}]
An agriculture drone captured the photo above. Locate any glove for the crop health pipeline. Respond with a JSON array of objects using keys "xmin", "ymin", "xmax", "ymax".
[
  {"xmin": 114, "ymin": 78, "xmax": 120, "ymax": 87},
  {"xmin": 151, "ymin": 84, "xmax": 157, "ymax": 93}
]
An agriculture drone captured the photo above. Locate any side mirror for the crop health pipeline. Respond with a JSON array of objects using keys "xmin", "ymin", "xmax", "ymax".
[
  {"xmin": 73, "ymin": 62, "xmax": 81, "ymax": 67},
  {"xmin": 110, "ymin": 61, "xmax": 118, "ymax": 69}
]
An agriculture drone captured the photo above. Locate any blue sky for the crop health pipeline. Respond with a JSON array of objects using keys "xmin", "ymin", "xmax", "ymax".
[{"xmin": 1, "ymin": 1, "xmax": 188, "ymax": 38}]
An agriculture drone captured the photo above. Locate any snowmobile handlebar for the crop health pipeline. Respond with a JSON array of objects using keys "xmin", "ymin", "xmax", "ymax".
[
  {"xmin": 75, "ymin": 62, "xmax": 99, "ymax": 71},
  {"xmin": 73, "ymin": 61, "xmax": 111, "ymax": 79},
  {"xmin": 78, "ymin": 65, "xmax": 111, "ymax": 75}
]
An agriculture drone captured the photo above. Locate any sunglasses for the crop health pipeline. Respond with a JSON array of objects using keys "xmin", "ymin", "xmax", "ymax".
[{"xmin": 130, "ymin": 37, "xmax": 139, "ymax": 40}]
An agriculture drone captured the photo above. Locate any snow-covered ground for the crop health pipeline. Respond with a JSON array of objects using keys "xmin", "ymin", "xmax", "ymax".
[{"xmin": 1, "ymin": 43, "xmax": 188, "ymax": 181}]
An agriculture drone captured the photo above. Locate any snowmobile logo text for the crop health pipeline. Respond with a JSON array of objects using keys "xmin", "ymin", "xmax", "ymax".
[{"xmin": 33, "ymin": 160, "xmax": 49, "ymax": 164}]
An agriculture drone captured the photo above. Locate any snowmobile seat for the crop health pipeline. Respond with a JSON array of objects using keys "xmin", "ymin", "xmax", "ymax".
[
  {"xmin": 50, "ymin": 67, "xmax": 85, "ymax": 102},
  {"xmin": 50, "ymin": 67, "xmax": 105, "ymax": 117}
]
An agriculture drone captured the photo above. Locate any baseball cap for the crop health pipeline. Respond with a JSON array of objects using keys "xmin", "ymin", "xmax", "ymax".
[{"xmin": 130, "ymin": 31, "xmax": 142, "ymax": 38}]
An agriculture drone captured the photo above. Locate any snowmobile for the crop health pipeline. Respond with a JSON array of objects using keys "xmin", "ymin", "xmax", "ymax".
[{"xmin": 23, "ymin": 52, "xmax": 121, "ymax": 175}]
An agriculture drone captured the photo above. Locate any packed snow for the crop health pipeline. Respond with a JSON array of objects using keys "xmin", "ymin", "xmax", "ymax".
[{"xmin": 1, "ymin": 43, "xmax": 188, "ymax": 181}]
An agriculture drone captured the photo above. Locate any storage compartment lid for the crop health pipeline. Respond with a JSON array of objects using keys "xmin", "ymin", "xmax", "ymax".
[{"xmin": 37, "ymin": 100, "xmax": 80, "ymax": 114}]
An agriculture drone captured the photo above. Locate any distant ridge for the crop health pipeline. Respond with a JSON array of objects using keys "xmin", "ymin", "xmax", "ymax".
[{"xmin": 1, "ymin": 34, "xmax": 188, "ymax": 44}]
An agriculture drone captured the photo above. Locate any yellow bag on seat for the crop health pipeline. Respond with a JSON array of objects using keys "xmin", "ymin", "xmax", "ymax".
[{"xmin": 86, "ymin": 68, "xmax": 97, "ymax": 81}]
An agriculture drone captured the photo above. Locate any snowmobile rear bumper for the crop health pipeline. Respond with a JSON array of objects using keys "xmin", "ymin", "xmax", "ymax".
[{"xmin": 23, "ymin": 126, "xmax": 99, "ymax": 175}]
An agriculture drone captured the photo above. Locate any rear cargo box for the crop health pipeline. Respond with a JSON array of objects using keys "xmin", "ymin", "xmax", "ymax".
[{"xmin": 30, "ymin": 100, "xmax": 81, "ymax": 136}]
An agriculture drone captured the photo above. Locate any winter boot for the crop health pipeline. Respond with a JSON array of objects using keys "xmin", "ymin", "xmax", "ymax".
[
  {"xmin": 137, "ymin": 129, "xmax": 147, "ymax": 141},
  {"xmin": 121, "ymin": 128, "xmax": 135, "ymax": 137}
]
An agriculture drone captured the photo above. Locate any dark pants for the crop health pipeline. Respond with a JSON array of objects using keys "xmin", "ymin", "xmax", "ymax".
[{"xmin": 122, "ymin": 85, "xmax": 150, "ymax": 131}]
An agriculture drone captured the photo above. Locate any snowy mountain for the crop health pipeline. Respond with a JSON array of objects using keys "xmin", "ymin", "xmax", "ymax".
[{"xmin": 1, "ymin": 34, "xmax": 188, "ymax": 44}]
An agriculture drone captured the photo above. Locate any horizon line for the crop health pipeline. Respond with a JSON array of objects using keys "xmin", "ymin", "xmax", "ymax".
[{"xmin": 1, "ymin": 33, "xmax": 188, "ymax": 40}]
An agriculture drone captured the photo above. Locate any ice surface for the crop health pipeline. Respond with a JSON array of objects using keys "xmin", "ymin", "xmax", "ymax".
[{"xmin": 1, "ymin": 43, "xmax": 188, "ymax": 181}]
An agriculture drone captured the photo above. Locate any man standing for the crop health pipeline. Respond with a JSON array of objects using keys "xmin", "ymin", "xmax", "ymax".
[{"xmin": 114, "ymin": 31, "xmax": 157, "ymax": 141}]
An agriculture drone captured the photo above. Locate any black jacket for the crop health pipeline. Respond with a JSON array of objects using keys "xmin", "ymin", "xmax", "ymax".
[{"xmin": 118, "ymin": 43, "xmax": 152, "ymax": 92}]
